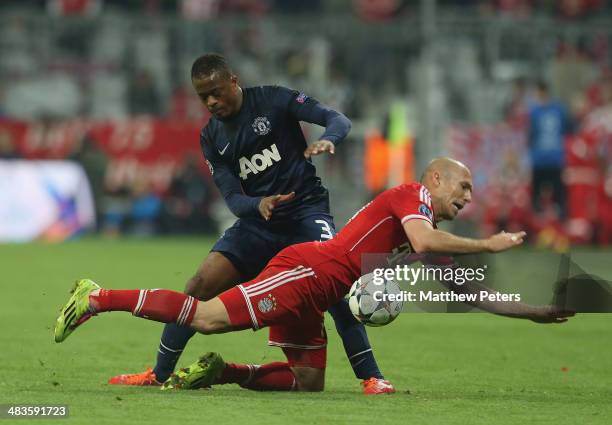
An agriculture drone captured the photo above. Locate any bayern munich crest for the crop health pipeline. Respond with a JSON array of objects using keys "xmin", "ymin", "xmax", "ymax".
[
  {"xmin": 257, "ymin": 294, "xmax": 277, "ymax": 313},
  {"xmin": 252, "ymin": 116, "xmax": 271, "ymax": 136}
]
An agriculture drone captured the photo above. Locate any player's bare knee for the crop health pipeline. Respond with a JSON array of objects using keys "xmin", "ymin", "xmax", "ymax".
[
  {"xmin": 292, "ymin": 368, "xmax": 325, "ymax": 392},
  {"xmin": 184, "ymin": 274, "xmax": 202, "ymax": 297},
  {"xmin": 184, "ymin": 274, "xmax": 216, "ymax": 301},
  {"xmin": 198, "ymin": 283, "xmax": 221, "ymax": 302},
  {"xmin": 185, "ymin": 256, "xmax": 241, "ymax": 301}
]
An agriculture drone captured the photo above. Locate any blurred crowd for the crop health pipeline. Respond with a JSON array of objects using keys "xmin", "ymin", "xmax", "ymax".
[
  {"xmin": 72, "ymin": 140, "xmax": 216, "ymax": 238},
  {"xmin": 2, "ymin": 0, "xmax": 611, "ymax": 19},
  {"xmin": 482, "ymin": 36, "xmax": 612, "ymax": 248},
  {"xmin": 1, "ymin": 1, "xmax": 611, "ymax": 244},
  {"xmin": 2, "ymin": 0, "xmax": 612, "ymax": 119}
]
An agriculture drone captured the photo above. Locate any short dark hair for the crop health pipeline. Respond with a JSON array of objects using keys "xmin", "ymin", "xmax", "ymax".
[{"xmin": 191, "ymin": 53, "xmax": 232, "ymax": 81}]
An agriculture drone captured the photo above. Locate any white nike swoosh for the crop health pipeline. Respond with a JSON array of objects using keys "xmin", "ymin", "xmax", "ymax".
[{"xmin": 218, "ymin": 142, "xmax": 230, "ymax": 155}]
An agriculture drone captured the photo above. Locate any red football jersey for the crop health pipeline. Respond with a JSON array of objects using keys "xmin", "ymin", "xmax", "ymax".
[{"xmin": 291, "ymin": 183, "xmax": 436, "ymax": 288}]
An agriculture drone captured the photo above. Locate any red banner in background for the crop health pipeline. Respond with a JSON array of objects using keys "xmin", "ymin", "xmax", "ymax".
[
  {"xmin": 88, "ymin": 118, "xmax": 204, "ymax": 192},
  {"xmin": 0, "ymin": 118, "xmax": 207, "ymax": 193}
]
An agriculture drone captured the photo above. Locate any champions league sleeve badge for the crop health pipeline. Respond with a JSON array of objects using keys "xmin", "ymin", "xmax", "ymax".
[{"xmin": 419, "ymin": 204, "xmax": 433, "ymax": 221}]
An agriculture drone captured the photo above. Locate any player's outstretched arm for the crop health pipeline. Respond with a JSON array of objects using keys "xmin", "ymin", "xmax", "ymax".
[
  {"xmin": 437, "ymin": 274, "xmax": 575, "ymax": 323},
  {"xmin": 291, "ymin": 100, "xmax": 351, "ymax": 149},
  {"xmin": 418, "ymin": 254, "xmax": 575, "ymax": 324},
  {"xmin": 403, "ymin": 219, "xmax": 525, "ymax": 254},
  {"xmin": 279, "ymin": 87, "xmax": 351, "ymax": 155}
]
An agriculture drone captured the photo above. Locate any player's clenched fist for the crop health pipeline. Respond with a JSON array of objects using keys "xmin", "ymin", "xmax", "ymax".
[
  {"xmin": 304, "ymin": 140, "xmax": 335, "ymax": 158},
  {"xmin": 258, "ymin": 192, "xmax": 295, "ymax": 221},
  {"xmin": 485, "ymin": 230, "xmax": 526, "ymax": 252}
]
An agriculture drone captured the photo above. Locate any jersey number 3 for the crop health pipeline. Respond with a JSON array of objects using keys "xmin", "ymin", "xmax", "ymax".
[{"xmin": 315, "ymin": 219, "xmax": 334, "ymax": 241}]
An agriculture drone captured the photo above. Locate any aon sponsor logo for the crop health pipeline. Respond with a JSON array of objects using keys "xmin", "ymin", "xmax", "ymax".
[{"xmin": 239, "ymin": 144, "xmax": 281, "ymax": 180}]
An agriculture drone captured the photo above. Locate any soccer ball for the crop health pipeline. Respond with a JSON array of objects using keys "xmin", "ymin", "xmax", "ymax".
[{"xmin": 347, "ymin": 272, "xmax": 404, "ymax": 327}]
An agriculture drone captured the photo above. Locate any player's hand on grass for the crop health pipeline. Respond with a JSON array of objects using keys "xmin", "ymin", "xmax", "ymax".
[
  {"xmin": 528, "ymin": 305, "xmax": 576, "ymax": 324},
  {"xmin": 304, "ymin": 140, "xmax": 335, "ymax": 158},
  {"xmin": 485, "ymin": 230, "xmax": 526, "ymax": 252},
  {"xmin": 258, "ymin": 192, "xmax": 295, "ymax": 221}
]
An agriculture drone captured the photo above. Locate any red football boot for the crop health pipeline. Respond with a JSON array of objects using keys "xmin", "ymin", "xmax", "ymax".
[
  {"xmin": 108, "ymin": 368, "xmax": 161, "ymax": 386},
  {"xmin": 361, "ymin": 377, "xmax": 396, "ymax": 395}
]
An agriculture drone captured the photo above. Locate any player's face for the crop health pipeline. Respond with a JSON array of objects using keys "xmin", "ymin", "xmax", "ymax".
[
  {"xmin": 438, "ymin": 167, "xmax": 473, "ymax": 220},
  {"xmin": 192, "ymin": 73, "xmax": 240, "ymax": 120}
]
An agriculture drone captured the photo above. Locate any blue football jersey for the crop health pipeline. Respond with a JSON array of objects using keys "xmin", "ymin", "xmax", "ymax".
[{"xmin": 200, "ymin": 85, "xmax": 351, "ymax": 223}]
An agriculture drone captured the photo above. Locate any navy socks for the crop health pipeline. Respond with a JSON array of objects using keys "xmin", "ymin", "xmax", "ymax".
[
  {"xmin": 328, "ymin": 298, "xmax": 384, "ymax": 380},
  {"xmin": 153, "ymin": 323, "xmax": 196, "ymax": 382}
]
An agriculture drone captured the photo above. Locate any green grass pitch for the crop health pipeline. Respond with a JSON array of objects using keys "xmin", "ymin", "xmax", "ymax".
[{"xmin": 1, "ymin": 238, "xmax": 611, "ymax": 425}]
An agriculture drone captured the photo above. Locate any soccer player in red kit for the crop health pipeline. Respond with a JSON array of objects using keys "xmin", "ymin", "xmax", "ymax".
[{"xmin": 55, "ymin": 158, "xmax": 574, "ymax": 392}]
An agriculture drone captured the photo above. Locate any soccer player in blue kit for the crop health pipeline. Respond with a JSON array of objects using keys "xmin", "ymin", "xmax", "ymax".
[{"xmin": 109, "ymin": 53, "xmax": 394, "ymax": 394}]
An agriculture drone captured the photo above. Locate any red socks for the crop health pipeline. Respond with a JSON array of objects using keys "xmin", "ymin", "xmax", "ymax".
[
  {"xmin": 90, "ymin": 289, "xmax": 139, "ymax": 312},
  {"xmin": 90, "ymin": 289, "xmax": 295, "ymax": 391},
  {"xmin": 215, "ymin": 362, "xmax": 296, "ymax": 391},
  {"xmin": 90, "ymin": 289, "xmax": 198, "ymax": 326}
]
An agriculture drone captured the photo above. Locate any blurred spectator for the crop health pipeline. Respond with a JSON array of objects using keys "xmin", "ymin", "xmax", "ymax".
[
  {"xmin": 274, "ymin": 0, "xmax": 321, "ymax": 14},
  {"xmin": 564, "ymin": 133, "xmax": 600, "ymax": 244},
  {"xmin": 220, "ymin": 0, "xmax": 269, "ymax": 15},
  {"xmin": 353, "ymin": 0, "xmax": 405, "ymax": 21},
  {"xmin": 504, "ymin": 77, "xmax": 532, "ymax": 128},
  {"xmin": 70, "ymin": 135, "xmax": 108, "ymax": 228},
  {"xmin": 179, "ymin": 0, "xmax": 221, "ymax": 19},
  {"xmin": 160, "ymin": 157, "xmax": 213, "ymax": 234},
  {"xmin": 599, "ymin": 138, "xmax": 612, "ymax": 244},
  {"xmin": 128, "ymin": 70, "xmax": 162, "ymax": 116},
  {"xmin": 47, "ymin": 0, "xmax": 102, "ymax": 16},
  {"xmin": 581, "ymin": 80, "xmax": 612, "ymax": 244},
  {"xmin": 528, "ymin": 80, "xmax": 572, "ymax": 217},
  {"xmin": 0, "ymin": 130, "xmax": 19, "ymax": 159},
  {"xmin": 496, "ymin": 0, "xmax": 532, "ymax": 19},
  {"xmin": 168, "ymin": 85, "xmax": 209, "ymax": 122},
  {"xmin": 556, "ymin": 0, "xmax": 603, "ymax": 19},
  {"xmin": 101, "ymin": 179, "xmax": 162, "ymax": 237},
  {"xmin": 482, "ymin": 151, "xmax": 531, "ymax": 235},
  {"xmin": 550, "ymin": 39, "xmax": 597, "ymax": 115},
  {"xmin": 101, "ymin": 186, "xmax": 131, "ymax": 238},
  {"xmin": 129, "ymin": 178, "xmax": 162, "ymax": 236},
  {"xmin": 580, "ymin": 74, "xmax": 612, "ymax": 120}
]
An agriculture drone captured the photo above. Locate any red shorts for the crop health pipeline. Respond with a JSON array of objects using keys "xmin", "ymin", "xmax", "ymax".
[{"xmin": 218, "ymin": 249, "xmax": 338, "ymax": 369}]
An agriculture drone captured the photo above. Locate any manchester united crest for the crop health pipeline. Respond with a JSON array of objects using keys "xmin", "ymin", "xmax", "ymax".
[
  {"xmin": 252, "ymin": 116, "xmax": 271, "ymax": 136},
  {"xmin": 257, "ymin": 294, "xmax": 277, "ymax": 313}
]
